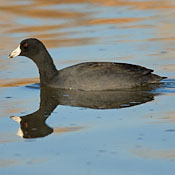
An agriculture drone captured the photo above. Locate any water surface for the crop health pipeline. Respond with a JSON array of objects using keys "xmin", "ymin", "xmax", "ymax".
[{"xmin": 0, "ymin": 0, "xmax": 175, "ymax": 174}]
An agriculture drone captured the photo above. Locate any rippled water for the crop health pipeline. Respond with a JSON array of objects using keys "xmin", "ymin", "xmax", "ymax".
[{"xmin": 0, "ymin": 0, "xmax": 175, "ymax": 174}]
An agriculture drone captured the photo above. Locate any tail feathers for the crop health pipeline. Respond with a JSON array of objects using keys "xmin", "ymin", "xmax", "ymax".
[
  {"xmin": 161, "ymin": 76, "xmax": 167, "ymax": 80},
  {"xmin": 148, "ymin": 74, "xmax": 167, "ymax": 83}
]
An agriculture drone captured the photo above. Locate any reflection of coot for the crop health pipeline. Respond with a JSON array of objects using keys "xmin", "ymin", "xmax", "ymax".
[
  {"xmin": 9, "ymin": 38, "xmax": 166, "ymax": 91},
  {"xmin": 11, "ymin": 85, "xmax": 160, "ymax": 139},
  {"xmin": 11, "ymin": 115, "xmax": 53, "ymax": 139},
  {"xmin": 49, "ymin": 87, "xmax": 157, "ymax": 109}
]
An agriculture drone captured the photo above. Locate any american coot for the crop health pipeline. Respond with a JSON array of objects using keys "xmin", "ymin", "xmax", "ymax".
[{"xmin": 9, "ymin": 38, "xmax": 166, "ymax": 91}]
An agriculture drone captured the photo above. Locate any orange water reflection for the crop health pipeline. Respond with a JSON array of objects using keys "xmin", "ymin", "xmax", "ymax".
[
  {"xmin": 0, "ymin": 0, "xmax": 174, "ymax": 49},
  {"xmin": 54, "ymin": 126, "xmax": 85, "ymax": 134},
  {"xmin": 0, "ymin": 77, "xmax": 39, "ymax": 87},
  {"xmin": 132, "ymin": 147, "xmax": 175, "ymax": 159},
  {"xmin": 0, "ymin": 158, "xmax": 47, "ymax": 168}
]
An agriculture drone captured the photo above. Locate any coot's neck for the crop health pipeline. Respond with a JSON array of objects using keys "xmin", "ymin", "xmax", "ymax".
[{"xmin": 31, "ymin": 50, "xmax": 58, "ymax": 86}]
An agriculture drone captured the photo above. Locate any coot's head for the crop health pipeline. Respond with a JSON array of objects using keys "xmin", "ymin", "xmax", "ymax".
[{"xmin": 9, "ymin": 38, "xmax": 47, "ymax": 61}]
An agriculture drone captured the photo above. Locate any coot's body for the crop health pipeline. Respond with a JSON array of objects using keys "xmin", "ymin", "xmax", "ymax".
[
  {"xmin": 50, "ymin": 62, "xmax": 163, "ymax": 91},
  {"xmin": 9, "ymin": 38, "xmax": 166, "ymax": 91}
]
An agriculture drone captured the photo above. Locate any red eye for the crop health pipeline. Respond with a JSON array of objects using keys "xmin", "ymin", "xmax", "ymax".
[{"xmin": 23, "ymin": 43, "xmax": 28, "ymax": 48}]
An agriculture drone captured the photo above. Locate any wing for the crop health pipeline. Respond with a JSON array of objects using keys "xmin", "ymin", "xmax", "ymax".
[{"xmin": 65, "ymin": 62, "xmax": 153, "ymax": 76}]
